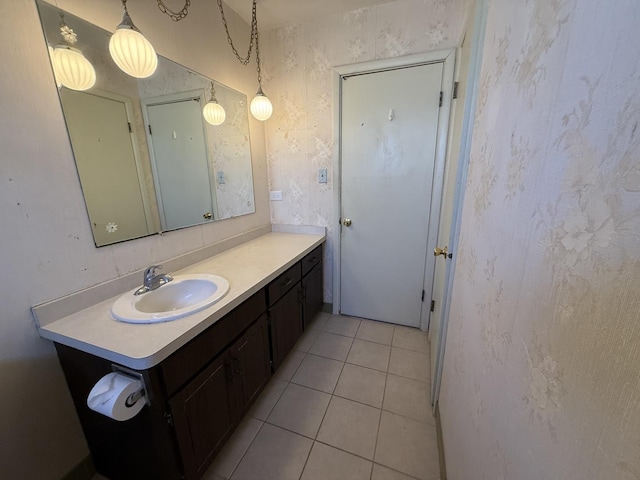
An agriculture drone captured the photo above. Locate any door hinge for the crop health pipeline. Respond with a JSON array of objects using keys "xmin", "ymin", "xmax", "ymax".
[
  {"xmin": 127, "ymin": 122, "xmax": 132, "ymax": 133},
  {"xmin": 453, "ymin": 81, "xmax": 459, "ymax": 99},
  {"xmin": 148, "ymin": 124, "xmax": 152, "ymax": 135},
  {"xmin": 431, "ymin": 300, "xmax": 435, "ymax": 312},
  {"xmin": 163, "ymin": 411, "xmax": 174, "ymax": 426},
  {"xmin": 439, "ymin": 91, "xmax": 443, "ymax": 107},
  {"xmin": 421, "ymin": 290, "xmax": 425, "ymax": 302}
]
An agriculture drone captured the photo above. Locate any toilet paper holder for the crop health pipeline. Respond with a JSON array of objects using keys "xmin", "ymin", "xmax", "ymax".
[{"xmin": 111, "ymin": 364, "xmax": 150, "ymax": 407}]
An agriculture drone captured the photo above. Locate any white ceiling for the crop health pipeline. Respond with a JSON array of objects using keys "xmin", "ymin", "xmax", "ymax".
[{"xmin": 224, "ymin": 0, "xmax": 395, "ymax": 30}]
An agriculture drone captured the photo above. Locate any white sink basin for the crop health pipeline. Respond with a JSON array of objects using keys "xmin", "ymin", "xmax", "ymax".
[{"xmin": 111, "ymin": 274, "xmax": 230, "ymax": 324}]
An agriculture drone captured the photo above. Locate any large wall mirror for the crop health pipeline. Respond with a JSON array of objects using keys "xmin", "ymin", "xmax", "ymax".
[{"xmin": 36, "ymin": 0, "xmax": 256, "ymax": 247}]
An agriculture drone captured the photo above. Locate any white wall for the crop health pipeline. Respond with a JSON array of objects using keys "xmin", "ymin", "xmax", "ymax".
[
  {"xmin": 440, "ymin": 0, "xmax": 640, "ymax": 478},
  {"xmin": 262, "ymin": 0, "xmax": 470, "ymax": 302},
  {"xmin": 0, "ymin": 1, "xmax": 269, "ymax": 478}
]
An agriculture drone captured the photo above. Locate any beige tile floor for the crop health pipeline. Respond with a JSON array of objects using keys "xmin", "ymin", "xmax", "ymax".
[
  {"xmin": 204, "ymin": 312, "xmax": 439, "ymax": 480},
  {"xmin": 92, "ymin": 313, "xmax": 438, "ymax": 480}
]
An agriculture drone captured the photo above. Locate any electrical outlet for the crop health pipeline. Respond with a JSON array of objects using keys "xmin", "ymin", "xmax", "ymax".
[
  {"xmin": 269, "ymin": 190, "xmax": 283, "ymax": 201},
  {"xmin": 318, "ymin": 168, "xmax": 328, "ymax": 184}
]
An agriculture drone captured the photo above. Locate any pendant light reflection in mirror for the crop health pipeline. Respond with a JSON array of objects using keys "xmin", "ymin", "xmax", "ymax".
[
  {"xmin": 203, "ymin": 82, "xmax": 226, "ymax": 126},
  {"xmin": 49, "ymin": 14, "xmax": 96, "ymax": 91}
]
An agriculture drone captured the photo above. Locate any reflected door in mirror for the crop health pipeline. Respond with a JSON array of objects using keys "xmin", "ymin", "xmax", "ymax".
[
  {"xmin": 145, "ymin": 95, "xmax": 216, "ymax": 230},
  {"xmin": 61, "ymin": 89, "xmax": 153, "ymax": 245}
]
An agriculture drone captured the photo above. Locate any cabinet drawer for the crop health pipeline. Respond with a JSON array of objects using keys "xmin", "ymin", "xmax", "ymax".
[
  {"xmin": 162, "ymin": 290, "xmax": 266, "ymax": 397},
  {"xmin": 301, "ymin": 245, "xmax": 322, "ymax": 276},
  {"xmin": 267, "ymin": 263, "xmax": 302, "ymax": 306}
]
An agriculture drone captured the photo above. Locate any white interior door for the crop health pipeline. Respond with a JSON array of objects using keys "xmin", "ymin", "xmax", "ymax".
[
  {"xmin": 340, "ymin": 63, "xmax": 444, "ymax": 327},
  {"xmin": 146, "ymin": 98, "xmax": 214, "ymax": 230},
  {"xmin": 61, "ymin": 89, "xmax": 150, "ymax": 245}
]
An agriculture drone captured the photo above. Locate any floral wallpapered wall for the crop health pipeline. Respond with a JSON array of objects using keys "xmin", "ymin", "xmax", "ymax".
[
  {"xmin": 440, "ymin": 1, "xmax": 640, "ymax": 479},
  {"xmin": 262, "ymin": 0, "xmax": 469, "ymax": 302}
]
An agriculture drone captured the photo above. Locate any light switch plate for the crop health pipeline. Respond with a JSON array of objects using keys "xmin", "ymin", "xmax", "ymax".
[
  {"xmin": 318, "ymin": 168, "xmax": 328, "ymax": 184},
  {"xmin": 217, "ymin": 171, "xmax": 225, "ymax": 184},
  {"xmin": 269, "ymin": 190, "xmax": 283, "ymax": 201}
]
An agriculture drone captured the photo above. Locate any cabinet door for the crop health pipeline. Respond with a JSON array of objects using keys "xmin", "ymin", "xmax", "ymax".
[
  {"xmin": 170, "ymin": 352, "xmax": 235, "ymax": 480},
  {"xmin": 303, "ymin": 262, "xmax": 323, "ymax": 329},
  {"xmin": 230, "ymin": 314, "xmax": 271, "ymax": 412},
  {"xmin": 271, "ymin": 285, "xmax": 303, "ymax": 370}
]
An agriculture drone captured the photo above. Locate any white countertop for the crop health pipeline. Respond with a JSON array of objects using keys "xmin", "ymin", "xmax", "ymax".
[{"xmin": 38, "ymin": 232, "xmax": 324, "ymax": 370}]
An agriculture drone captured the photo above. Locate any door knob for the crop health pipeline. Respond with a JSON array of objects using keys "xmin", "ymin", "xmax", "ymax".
[
  {"xmin": 434, "ymin": 246, "xmax": 452, "ymax": 258},
  {"xmin": 342, "ymin": 218, "xmax": 352, "ymax": 227},
  {"xmin": 203, "ymin": 212, "xmax": 213, "ymax": 220}
]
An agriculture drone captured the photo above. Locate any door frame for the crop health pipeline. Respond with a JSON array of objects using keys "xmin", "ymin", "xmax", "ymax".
[
  {"xmin": 432, "ymin": 0, "xmax": 489, "ymax": 407},
  {"xmin": 332, "ymin": 50, "xmax": 456, "ymax": 330}
]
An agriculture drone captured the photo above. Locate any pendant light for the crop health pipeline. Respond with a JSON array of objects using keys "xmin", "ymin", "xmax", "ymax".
[
  {"xmin": 203, "ymin": 82, "xmax": 226, "ymax": 126},
  {"xmin": 155, "ymin": 0, "xmax": 274, "ymax": 120},
  {"xmin": 216, "ymin": 0, "xmax": 273, "ymax": 121},
  {"xmin": 249, "ymin": 7, "xmax": 272, "ymax": 121},
  {"xmin": 109, "ymin": 0, "xmax": 158, "ymax": 79},
  {"xmin": 250, "ymin": 87, "xmax": 272, "ymax": 122},
  {"xmin": 51, "ymin": 15, "xmax": 96, "ymax": 91}
]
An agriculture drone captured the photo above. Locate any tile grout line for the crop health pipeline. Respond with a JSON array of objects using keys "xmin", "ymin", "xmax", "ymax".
[
  {"xmin": 224, "ymin": 420, "xmax": 266, "ymax": 480},
  {"xmin": 369, "ymin": 325, "xmax": 394, "ymax": 480},
  {"xmin": 296, "ymin": 437, "xmax": 314, "ymax": 480},
  {"xmin": 296, "ymin": 344, "xmax": 350, "ymax": 480},
  {"xmin": 306, "ymin": 331, "xmax": 355, "ymax": 362}
]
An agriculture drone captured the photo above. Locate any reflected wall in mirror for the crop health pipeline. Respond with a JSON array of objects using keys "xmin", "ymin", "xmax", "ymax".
[{"xmin": 36, "ymin": 0, "xmax": 256, "ymax": 247}]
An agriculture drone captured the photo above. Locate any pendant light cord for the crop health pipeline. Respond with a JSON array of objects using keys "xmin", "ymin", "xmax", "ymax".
[
  {"xmin": 216, "ymin": 0, "xmax": 258, "ymax": 66},
  {"xmin": 156, "ymin": 0, "xmax": 191, "ymax": 22},
  {"xmin": 254, "ymin": 6, "xmax": 263, "ymax": 88},
  {"xmin": 155, "ymin": 0, "xmax": 265, "ymax": 90}
]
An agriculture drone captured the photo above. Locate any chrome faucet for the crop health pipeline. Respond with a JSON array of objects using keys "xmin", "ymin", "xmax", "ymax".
[{"xmin": 134, "ymin": 265, "xmax": 173, "ymax": 296}]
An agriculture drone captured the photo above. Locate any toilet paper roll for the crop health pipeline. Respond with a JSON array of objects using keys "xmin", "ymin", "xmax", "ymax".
[{"xmin": 87, "ymin": 372, "xmax": 145, "ymax": 421}]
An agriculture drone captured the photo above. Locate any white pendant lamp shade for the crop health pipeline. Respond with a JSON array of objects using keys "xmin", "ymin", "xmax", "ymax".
[
  {"xmin": 250, "ymin": 88, "xmax": 273, "ymax": 121},
  {"xmin": 109, "ymin": 9, "xmax": 157, "ymax": 79},
  {"xmin": 48, "ymin": 46, "xmax": 62, "ymax": 87},
  {"xmin": 52, "ymin": 45, "xmax": 96, "ymax": 91},
  {"xmin": 203, "ymin": 101, "xmax": 226, "ymax": 126}
]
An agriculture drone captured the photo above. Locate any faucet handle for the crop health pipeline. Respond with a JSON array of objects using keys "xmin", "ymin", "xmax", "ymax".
[{"xmin": 144, "ymin": 265, "xmax": 162, "ymax": 279}]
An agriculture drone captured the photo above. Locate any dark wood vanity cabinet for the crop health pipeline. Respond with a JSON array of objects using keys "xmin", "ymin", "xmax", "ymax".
[
  {"xmin": 229, "ymin": 314, "xmax": 271, "ymax": 413},
  {"xmin": 270, "ymin": 282, "xmax": 304, "ymax": 369},
  {"xmin": 301, "ymin": 245, "xmax": 323, "ymax": 329},
  {"xmin": 170, "ymin": 314, "xmax": 270, "ymax": 480},
  {"xmin": 268, "ymin": 244, "xmax": 323, "ymax": 367},
  {"xmin": 170, "ymin": 350, "xmax": 236, "ymax": 480},
  {"xmin": 54, "ymin": 244, "xmax": 323, "ymax": 480},
  {"xmin": 164, "ymin": 307, "xmax": 270, "ymax": 480},
  {"xmin": 55, "ymin": 344, "xmax": 184, "ymax": 480}
]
